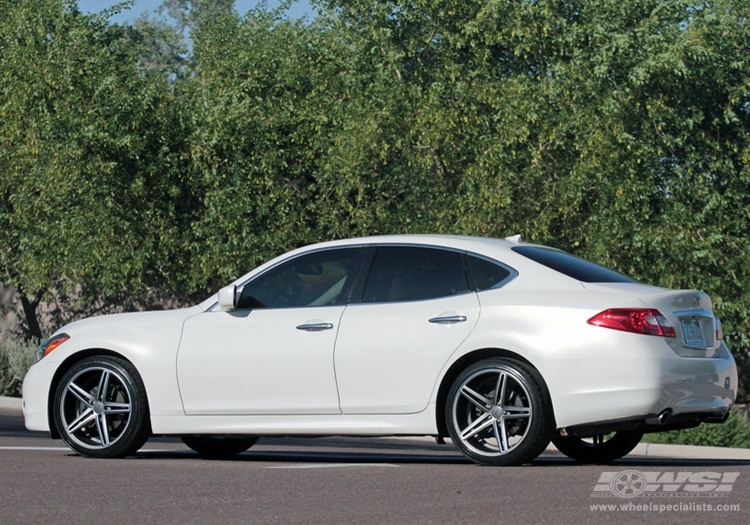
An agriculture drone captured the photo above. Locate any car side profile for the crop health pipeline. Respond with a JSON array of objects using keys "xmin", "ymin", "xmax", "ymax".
[{"xmin": 22, "ymin": 235, "xmax": 738, "ymax": 465}]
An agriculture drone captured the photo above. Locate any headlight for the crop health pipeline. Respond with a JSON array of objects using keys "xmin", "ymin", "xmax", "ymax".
[{"xmin": 36, "ymin": 333, "xmax": 70, "ymax": 362}]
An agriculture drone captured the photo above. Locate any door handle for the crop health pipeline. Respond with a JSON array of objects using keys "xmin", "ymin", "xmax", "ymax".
[
  {"xmin": 296, "ymin": 323, "xmax": 334, "ymax": 331},
  {"xmin": 428, "ymin": 315, "xmax": 467, "ymax": 324}
]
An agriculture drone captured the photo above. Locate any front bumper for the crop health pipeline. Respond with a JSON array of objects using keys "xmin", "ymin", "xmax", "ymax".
[{"xmin": 22, "ymin": 359, "xmax": 55, "ymax": 433}]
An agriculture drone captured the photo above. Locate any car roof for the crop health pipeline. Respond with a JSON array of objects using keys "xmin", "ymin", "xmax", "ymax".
[{"xmin": 302, "ymin": 234, "xmax": 528, "ymax": 253}]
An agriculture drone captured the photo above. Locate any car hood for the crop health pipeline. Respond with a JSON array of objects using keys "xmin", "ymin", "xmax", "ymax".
[
  {"xmin": 57, "ymin": 306, "xmax": 203, "ymax": 337},
  {"xmin": 42, "ymin": 306, "xmax": 204, "ymax": 366}
]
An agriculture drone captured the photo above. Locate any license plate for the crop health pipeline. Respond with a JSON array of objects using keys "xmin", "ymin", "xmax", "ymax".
[{"xmin": 681, "ymin": 318, "xmax": 705, "ymax": 347}]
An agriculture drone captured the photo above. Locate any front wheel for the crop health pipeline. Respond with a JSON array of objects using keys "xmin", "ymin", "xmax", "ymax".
[
  {"xmin": 181, "ymin": 435, "xmax": 259, "ymax": 458},
  {"xmin": 446, "ymin": 358, "xmax": 554, "ymax": 466},
  {"xmin": 53, "ymin": 356, "xmax": 151, "ymax": 458},
  {"xmin": 552, "ymin": 431, "xmax": 643, "ymax": 463}
]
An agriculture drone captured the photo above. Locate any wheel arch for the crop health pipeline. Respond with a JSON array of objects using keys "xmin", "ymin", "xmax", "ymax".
[
  {"xmin": 434, "ymin": 348, "xmax": 555, "ymax": 438},
  {"xmin": 47, "ymin": 348, "xmax": 151, "ymax": 439}
]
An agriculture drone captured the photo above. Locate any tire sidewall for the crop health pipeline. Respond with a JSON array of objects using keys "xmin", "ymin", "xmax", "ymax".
[
  {"xmin": 446, "ymin": 358, "xmax": 554, "ymax": 466},
  {"xmin": 53, "ymin": 356, "xmax": 150, "ymax": 458}
]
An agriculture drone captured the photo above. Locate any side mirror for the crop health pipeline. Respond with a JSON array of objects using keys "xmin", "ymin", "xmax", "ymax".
[{"xmin": 217, "ymin": 284, "xmax": 237, "ymax": 310}]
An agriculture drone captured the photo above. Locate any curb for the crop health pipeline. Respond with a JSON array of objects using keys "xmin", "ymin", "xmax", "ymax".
[
  {"xmin": 2, "ymin": 396, "xmax": 749, "ymax": 460},
  {"xmin": 629, "ymin": 441, "xmax": 750, "ymax": 460},
  {"xmin": 0, "ymin": 396, "xmax": 22, "ymax": 412},
  {"xmin": 545, "ymin": 441, "xmax": 750, "ymax": 461}
]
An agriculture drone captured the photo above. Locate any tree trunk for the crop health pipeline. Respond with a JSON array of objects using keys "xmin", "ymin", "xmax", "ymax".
[{"xmin": 19, "ymin": 291, "xmax": 43, "ymax": 340}]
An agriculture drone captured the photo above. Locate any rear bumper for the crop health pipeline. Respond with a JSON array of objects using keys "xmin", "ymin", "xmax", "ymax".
[
  {"xmin": 540, "ymin": 339, "xmax": 737, "ymax": 430},
  {"xmin": 560, "ymin": 409, "xmax": 731, "ymax": 438}
]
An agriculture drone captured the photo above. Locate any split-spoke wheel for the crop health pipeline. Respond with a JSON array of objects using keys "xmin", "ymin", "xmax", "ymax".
[
  {"xmin": 447, "ymin": 358, "xmax": 554, "ymax": 466},
  {"xmin": 53, "ymin": 356, "xmax": 150, "ymax": 458}
]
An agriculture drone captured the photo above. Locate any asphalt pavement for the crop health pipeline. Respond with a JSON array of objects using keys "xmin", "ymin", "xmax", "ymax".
[{"xmin": 3, "ymin": 395, "xmax": 750, "ymax": 460}]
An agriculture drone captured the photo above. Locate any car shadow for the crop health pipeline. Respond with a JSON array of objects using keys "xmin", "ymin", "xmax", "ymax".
[
  {"xmin": 130, "ymin": 436, "xmax": 750, "ymax": 467},
  {"xmin": 131, "ymin": 449, "xmax": 750, "ymax": 467},
  {"xmin": 6, "ymin": 416, "xmax": 749, "ymax": 467}
]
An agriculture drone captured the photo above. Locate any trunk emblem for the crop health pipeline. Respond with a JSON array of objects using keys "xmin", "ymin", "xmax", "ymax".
[{"xmin": 693, "ymin": 296, "xmax": 701, "ymax": 305}]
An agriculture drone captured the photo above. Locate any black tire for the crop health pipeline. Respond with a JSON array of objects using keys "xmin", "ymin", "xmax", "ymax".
[
  {"xmin": 552, "ymin": 431, "xmax": 644, "ymax": 463},
  {"xmin": 53, "ymin": 356, "xmax": 151, "ymax": 458},
  {"xmin": 181, "ymin": 435, "xmax": 259, "ymax": 458},
  {"xmin": 446, "ymin": 358, "xmax": 554, "ymax": 466}
]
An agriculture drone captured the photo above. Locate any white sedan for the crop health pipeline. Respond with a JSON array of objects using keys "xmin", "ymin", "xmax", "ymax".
[{"xmin": 22, "ymin": 235, "xmax": 737, "ymax": 465}]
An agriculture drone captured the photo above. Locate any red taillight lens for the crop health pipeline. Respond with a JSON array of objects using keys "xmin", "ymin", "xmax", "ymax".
[
  {"xmin": 587, "ymin": 309, "xmax": 676, "ymax": 338},
  {"xmin": 715, "ymin": 316, "xmax": 724, "ymax": 340}
]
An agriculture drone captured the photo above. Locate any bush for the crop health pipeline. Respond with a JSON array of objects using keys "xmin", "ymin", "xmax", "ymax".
[
  {"xmin": 0, "ymin": 338, "xmax": 37, "ymax": 397},
  {"xmin": 642, "ymin": 407, "xmax": 750, "ymax": 449}
]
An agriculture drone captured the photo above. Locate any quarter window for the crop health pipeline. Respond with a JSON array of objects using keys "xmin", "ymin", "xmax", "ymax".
[
  {"xmin": 361, "ymin": 247, "xmax": 470, "ymax": 303},
  {"xmin": 468, "ymin": 255, "xmax": 514, "ymax": 291}
]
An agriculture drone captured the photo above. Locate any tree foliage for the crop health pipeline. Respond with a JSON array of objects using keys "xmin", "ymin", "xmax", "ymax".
[
  {"xmin": 0, "ymin": 0, "xmax": 188, "ymax": 336},
  {"xmin": 0, "ymin": 0, "xmax": 748, "ymax": 395}
]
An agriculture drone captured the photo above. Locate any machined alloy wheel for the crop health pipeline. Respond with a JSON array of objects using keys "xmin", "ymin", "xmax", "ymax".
[
  {"xmin": 53, "ymin": 356, "xmax": 150, "ymax": 458},
  {"xmin": 552, "ymin": 430, "xmax": 644, "ymax": 463},
  {"xmin": 446, "ymin": 358, "xmax": 553, "ymax": 466}
]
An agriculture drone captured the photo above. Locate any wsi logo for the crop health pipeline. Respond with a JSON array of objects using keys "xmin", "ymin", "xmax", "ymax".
[{"xmin": 592, "ymin": 471, "xmax": 740, "ymax": 498}]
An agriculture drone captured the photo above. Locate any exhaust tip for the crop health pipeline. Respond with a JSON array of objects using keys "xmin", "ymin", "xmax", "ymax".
[
  {"xmin": 713, "ymin": 412, "xmax": 730, "ymax": 423},
  {"xmin": 657, "ymin": 409, "xmax": 671, "ymax": 425},
  {"xmin": 704, "ymin": 411, "xmax": 731, "ymax": 424}
]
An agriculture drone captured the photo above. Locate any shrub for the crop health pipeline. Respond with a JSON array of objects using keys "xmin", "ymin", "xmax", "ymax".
[
  {"xmin": 642, "ymin": 407, "xmax": 750, "ymax": 449},
  {"xmin": 0, "ymin": 338, "xmax": 37, "ymax": 397}
]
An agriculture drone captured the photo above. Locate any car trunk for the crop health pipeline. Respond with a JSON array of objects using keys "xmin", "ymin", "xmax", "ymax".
[{"xmin": 582, "ymin": 283, "xmax": 722, "ymax": 358}]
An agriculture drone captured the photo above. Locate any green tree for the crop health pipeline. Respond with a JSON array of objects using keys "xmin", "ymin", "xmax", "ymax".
[
  {"xmin": 2, "ymin": 0, "xmax": 747, "ymax": 397},
  {"xmin": 0, "ymin": 0, "xmax": 188, "ymax": 338},
  {"xmin": 183, "ymin": 6, "xmax": 326, "ymax": 289},
  {"xmin": 128, "ymin": 0, "xmax": 235, "ymax": 78},
  {"xmin": 314, "ymin": 0, "xmax": 749, "ymax": 391}
]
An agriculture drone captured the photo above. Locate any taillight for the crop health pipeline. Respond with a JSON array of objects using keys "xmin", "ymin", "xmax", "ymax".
[
  {"xmin": 715, "ymin": 316, "xmax": 724, "ymax": 340},
  {"xmin": 587, "ymin": 309, "xmax": 676, "ymax": 338}
]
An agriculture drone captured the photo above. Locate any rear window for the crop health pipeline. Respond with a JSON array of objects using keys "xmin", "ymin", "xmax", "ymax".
[{"xmin": 511, "ymin": 246, "xmax": 637, "ymax": 283}]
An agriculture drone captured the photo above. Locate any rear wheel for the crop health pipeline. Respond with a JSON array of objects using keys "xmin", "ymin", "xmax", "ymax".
[
  {"xmin": 446, "ymin": 358, "xmax": 554, "ymax": 466},
  {"xmin": 552, "ymin": 431, "xmax": 643, "ymax": 463},
  {"xmin": 181, "ymin": 435, "xmax": 259, "ymax": 458},
  {"xmin": 53, "ymin": 356, "xmax": 151, "ymax": 458}
]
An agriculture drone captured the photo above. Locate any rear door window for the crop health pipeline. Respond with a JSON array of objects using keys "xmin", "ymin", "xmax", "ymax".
[{"xmin": 361, "ymin": 246, "xmax": 470, "ymax": 303}]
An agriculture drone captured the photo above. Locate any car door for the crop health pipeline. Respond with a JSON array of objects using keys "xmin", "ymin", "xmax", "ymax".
[
  {"xmin": 176, "ymin": 247, "xmax": 365, "ymax": 415},
  {"xmin": 334, "ymin": 245, "xmax": 481, "ymax": 414}
]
